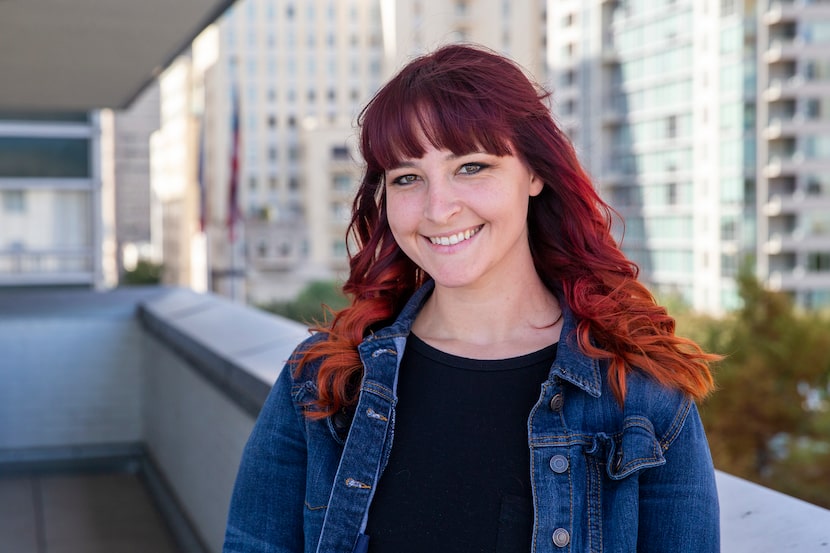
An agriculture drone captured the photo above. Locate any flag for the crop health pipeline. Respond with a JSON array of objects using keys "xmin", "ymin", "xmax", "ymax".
[
  {"xmin": 227, "ymin": 88, "xmax": 241, "ymax": 242},
  {"xmin": 197, "ymin": 115, "xmax": 207, "ymax": 233}
]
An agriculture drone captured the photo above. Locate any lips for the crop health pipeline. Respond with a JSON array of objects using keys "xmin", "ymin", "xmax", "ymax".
[{"xmin": 427, "ymin": 225, "xmax": 483, "ymax": 246}]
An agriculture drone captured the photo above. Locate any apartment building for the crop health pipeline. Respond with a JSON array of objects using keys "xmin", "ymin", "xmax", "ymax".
[
  {"xmin": 382, "ymin": 0, "xmax": 548, "ymax": 80},
  {"xmin": 0, "ymin": 112, "xmax": 115, "ymax": 289},
  {"xmin": 547, "ymin": 0, "xmax": 830, "ymax": 313},
  {"xmin": 757, "ymin": 0, "xmax": 830, "ymax": 309}
]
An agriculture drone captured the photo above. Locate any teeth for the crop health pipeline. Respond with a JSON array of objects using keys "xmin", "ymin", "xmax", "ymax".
[{"xmin": 429, "ymin": 226, "xmax": 480, "ymax": 246}]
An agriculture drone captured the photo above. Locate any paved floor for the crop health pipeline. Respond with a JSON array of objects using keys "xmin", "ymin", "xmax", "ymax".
[{"xmin": 0, "ymin": 472, "xmax": 180, "ymax": 553}]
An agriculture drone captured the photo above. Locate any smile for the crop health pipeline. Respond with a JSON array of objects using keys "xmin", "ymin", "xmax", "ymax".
[{"xmin": 427, "ymin": 225, "xmax": 482, "ymax": 246}]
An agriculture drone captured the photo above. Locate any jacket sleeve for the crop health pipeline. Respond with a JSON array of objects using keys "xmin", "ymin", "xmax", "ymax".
[
  {"xmin": 223, "ymin": 363, "xmax": 307, "ymax": 553},
  {"xmin": 636, "ymin": 401, "xmax": 720, "ymax": 552}
]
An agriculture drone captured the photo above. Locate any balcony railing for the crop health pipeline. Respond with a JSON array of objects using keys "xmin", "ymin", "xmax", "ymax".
[{"xmin": 1, "ymin": 287, "xmax": 829, "ymax": 552}]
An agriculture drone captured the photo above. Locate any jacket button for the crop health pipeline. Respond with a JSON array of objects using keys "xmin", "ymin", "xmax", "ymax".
[
  {"xmin": 549, "ymin": 455, "xmax": 569, "ymax": 474},
  {"xmin": 552, "ymin": 528, "xmax": 570, "ymax": 547},
  {"xmin": 549, "ymin": 393, "xmax": 564, "ymax": 412}
]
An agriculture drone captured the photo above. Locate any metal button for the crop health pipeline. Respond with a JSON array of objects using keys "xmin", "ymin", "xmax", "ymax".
[
  {"xmin": 549, "ymin": 393, "xmax": 564, "ymax": 412},
  {"xmin": 549, "ymin": 455, "xmax": 569, "ymax": 474},
  {"xmin": 552, "ymin": 528, "xmax": 570, "ymax": 547}
]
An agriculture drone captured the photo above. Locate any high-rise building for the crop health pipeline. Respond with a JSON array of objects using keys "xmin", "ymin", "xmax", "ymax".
[
  {"xmin": 113, "ymin": 83, "xmax": 161, "ymax": 279},
  {"xmin": 548, "ymin": 0, "xmax": 830, "ymax": 313},
  {"xmin": 381, "ymin": 0, "xmax": 548, "ymax": 80},
  {"xmin": 188, "ymin": 0, "xmax": 386, "ymax": 303},
  {"xmin": 757, "ymin": 0, "xmax": 830, "ymax": 310},
  {"xmin": 0, "ymin": 112, "xmax": 116, "ymax": 289}
]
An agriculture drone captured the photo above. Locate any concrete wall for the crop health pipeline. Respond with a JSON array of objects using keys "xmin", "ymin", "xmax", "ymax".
[
  {"xmin": 138, "ymin": 287, "xmax": 308, "ymax": 552},
  {"xmin": 0, "ymin": 288, "xmax": 150, "ymax": 452}
]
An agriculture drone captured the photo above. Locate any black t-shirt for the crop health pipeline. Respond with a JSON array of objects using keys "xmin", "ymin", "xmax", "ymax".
[{"xmin": 365, "ymin": 334, "xmax": 558, "ymax": 553}]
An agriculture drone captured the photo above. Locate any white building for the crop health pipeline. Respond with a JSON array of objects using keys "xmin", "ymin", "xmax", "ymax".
[
  {"xmin": 547, "ymin": 0, "xmax": 830, "ymax": 313},
  {"xmin": 756, "ymin": 0, "xmax": 830, "ymax": 310},
  {"xmin": 0, "ymin": 112, "xmax": 115, "ymax": 289},
  {"xmin": 381, "ymin": 0, "xmax": 548, "ymax": 80}
]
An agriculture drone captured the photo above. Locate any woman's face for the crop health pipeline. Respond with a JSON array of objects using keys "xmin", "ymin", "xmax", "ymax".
[{"xmin": 384, "ymin": 140, "xmax": 543, "ymax": 292}]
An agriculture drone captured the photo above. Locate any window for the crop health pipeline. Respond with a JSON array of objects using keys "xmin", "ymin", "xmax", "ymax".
[
  {"xmin": 720, "ymin": 216, "xmax": 737, "ymax": 240},
  {"xmin": 0, "ymin": 137, "xmax": 90, "ymax": 178},
  {"xmin": 667, "ymin": 182, "xmax": 678, "ymax": 205},
  {"xmin": 720, "ymin": 0, "xmax": 735, "ymax": 17},
  {"xmin": 333, "ymin": 174, "xmax": 352, "ymax": 192},
  {"xmin": 721, "ymin": 253, "xmax": 738, "ymax": 277},
  {"xmin": 808, "ymin": 253, "xmax": 830, "ymax": 272},
  {"xmin": 2, "ymin": 190, "xmax": 25, "ymax": 212},
  {"xmin": 331, "ymin": 146, "xmax": 350, "ymax": 160},
  {"xmin": 666, "ymin": 115, "xmax": 677, "ymax": 138},
  {"xmin": 332, "ymin": 240, "xmax": 347, "ymax": 258}
]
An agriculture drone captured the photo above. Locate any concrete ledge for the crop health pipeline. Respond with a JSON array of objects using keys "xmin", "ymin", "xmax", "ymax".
[
  {"xmin": 717, "ymin": 471, "xmax": 830, "ymax": 551},
  {"xmin": 138, "ymin": 288, "xmax": 308, "ymax": 417}
]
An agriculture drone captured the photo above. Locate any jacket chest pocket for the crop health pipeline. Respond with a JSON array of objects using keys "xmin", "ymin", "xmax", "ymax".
[{"xmin": 582, "ymin": 417, "xmax": 666, "ymax": 553}]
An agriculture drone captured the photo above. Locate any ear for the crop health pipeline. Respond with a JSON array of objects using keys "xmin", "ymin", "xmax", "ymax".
[{"xmin": 529, "ymin": 172, "xmax": 544, "ymax": 197}]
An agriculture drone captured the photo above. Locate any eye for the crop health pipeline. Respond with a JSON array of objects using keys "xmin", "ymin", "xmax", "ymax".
[
  {"xmin": 389, "ymin": 173, "xmax": 419, "ymax": 186},
  {"xmin": 458, "ymin": 163, "xmax": 487, "ymax": 175}
]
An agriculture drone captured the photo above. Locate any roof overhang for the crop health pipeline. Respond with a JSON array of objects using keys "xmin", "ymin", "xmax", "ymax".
[{"xmin": 0, "ymin": 0, "xmax": 235, "ymax": 112}]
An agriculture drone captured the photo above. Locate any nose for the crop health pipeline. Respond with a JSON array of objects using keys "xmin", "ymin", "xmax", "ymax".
[{"xmin": 423, "ymin": 174, "xmax": 460, "ymax": 224}]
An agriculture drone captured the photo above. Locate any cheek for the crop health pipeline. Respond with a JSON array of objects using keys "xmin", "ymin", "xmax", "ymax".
[{"xmin": 384, "ymin": 195, "xmax": 414, "ymax": 248}]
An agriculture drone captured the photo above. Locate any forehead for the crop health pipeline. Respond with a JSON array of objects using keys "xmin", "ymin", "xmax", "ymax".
[{"xmin": 373, "ymin": 105, "xmax": 513, "ymax": 171}]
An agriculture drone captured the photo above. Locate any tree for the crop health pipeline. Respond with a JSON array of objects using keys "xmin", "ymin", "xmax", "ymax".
[
  {"xmin": 694, "ymin": 271, "xmax": 830, "ymax": 507},
  {"xmin": 121, "ymin": 260, "xmax": 163, "ymax": 285},
  {"xmin": 258, "ymin": 280, "xmax": 349, "ymax": 325}
]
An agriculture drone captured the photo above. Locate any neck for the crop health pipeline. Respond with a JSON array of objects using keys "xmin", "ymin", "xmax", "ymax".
[{"xmin": 412, "ymin": 275, "xmax": 562, "ymax": 359}]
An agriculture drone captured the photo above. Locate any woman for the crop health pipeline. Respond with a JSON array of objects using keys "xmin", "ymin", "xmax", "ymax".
[{"xmin": 224, "ymin": 44, "xmax": 720, "ymax": 553}]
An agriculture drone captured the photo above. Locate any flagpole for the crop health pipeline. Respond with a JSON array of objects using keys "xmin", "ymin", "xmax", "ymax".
[{"xmin": 228, "ymin": 84, "xmax": 241, "ymax": 302}]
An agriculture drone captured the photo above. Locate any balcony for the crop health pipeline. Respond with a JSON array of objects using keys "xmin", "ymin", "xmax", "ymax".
[
  {"xmin": 2, "ymin": 287, "xmax": 830, "ymax": 551},
  {"xmin": 764, "ymin": 1, "xmax": 799, "ymax": 24}
]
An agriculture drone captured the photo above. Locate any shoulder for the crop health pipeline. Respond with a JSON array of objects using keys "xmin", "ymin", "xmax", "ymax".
[
  {"xmin": 617, "ymin": 368, "xmax": 694, "ymax": 452},
  {"xmin": 285, "ymin": 330, "xmax": 330, "ymax": 382}
]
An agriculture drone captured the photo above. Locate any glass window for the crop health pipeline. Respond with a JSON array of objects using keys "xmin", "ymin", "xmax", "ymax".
[
  {"xmin": 332, "ymin": 240, "xmax": 347, "ymax": 258},
  {"xmin": 0, "ymin": 112, "xmax": 88, "ymax": 123},
  {"xmin": 0, "ymin": 137, "xmax": 90, "ymax": 178},
  {"xmin": 2, "ymin": 190, "xmax": 25, "ymax": 212},
  {"xmin": 331, "ymin": 146, "xmax": 349, "ymax": 160},
  {"xmin": 721, "ymin": 253, "xmax": 738, "ymax": 277},
  {"xmin": 333, "ymin": 174, "xmax": 352, "ymax": 192},
  {"xmin": 807, "ymin": 252, "xmax": 830, "ymax": 272},
  {"xmin": 805, "ymin": 135, "xmax": 830, "ymax": 159}
]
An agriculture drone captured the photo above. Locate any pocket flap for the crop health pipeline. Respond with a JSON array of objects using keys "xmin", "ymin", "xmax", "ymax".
[{"xmin": 587, "ymin": 417, "xmax": 666, "ymax": 480}]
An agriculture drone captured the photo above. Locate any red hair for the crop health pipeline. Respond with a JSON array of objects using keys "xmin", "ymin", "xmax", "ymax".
[{"xmin": 297, "ymin": 44, "xmax": 717, "ymax": 418}]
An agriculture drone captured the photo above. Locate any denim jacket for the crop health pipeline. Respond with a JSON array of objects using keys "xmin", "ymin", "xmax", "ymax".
[{"xmin": 224, "ymin": 281, "xmax": 720, "ymax": 553}]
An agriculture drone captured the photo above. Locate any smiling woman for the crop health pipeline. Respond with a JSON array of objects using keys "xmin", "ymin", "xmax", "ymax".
[{"xmin": 223, "ymin": 44, "xmax": 722, "ymax": 553}]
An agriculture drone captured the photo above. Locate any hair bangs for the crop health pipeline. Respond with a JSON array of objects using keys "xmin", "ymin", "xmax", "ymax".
[{"xmin": 360, "ymin": 71, "xmax": 515, "ymax": 174}]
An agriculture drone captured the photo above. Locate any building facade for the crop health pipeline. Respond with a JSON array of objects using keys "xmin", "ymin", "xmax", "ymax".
[
  {"xmin": 0, "ymin": 112, "xmax": 115, "ymax": 289},
  {"xmin": 548, "ymin": 0, "xmax": 830, "ymax": 313},
  {"xmin": 756, "ymin": 0, "xmax": 830, "ymax": 309}
]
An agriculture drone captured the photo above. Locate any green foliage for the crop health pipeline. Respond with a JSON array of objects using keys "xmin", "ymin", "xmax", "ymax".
[
  {"xmin": 258, "ymin": 280, "xmax": 349, "ymax": 325},
  {"xmin": 121, "ymin": 260, "xmax": 163, "ymax": 285},
  {"xmin": 687, "ymin": 270, "xmax": 830, "ymax": 508}
]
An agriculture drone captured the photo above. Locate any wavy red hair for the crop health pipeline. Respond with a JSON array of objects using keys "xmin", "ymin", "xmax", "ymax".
[{"xmin": 297, "ymin": 44, "xmax": 718, "ymax": 418}]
